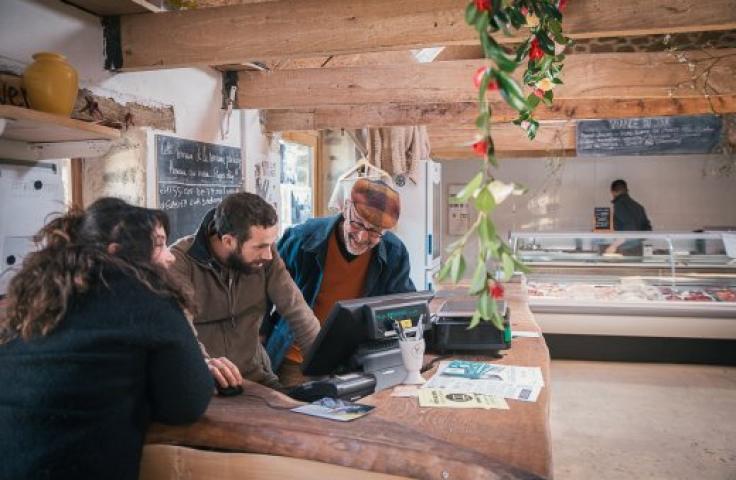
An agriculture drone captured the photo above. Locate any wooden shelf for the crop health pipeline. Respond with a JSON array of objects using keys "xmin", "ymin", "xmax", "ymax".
[
  {"xmin": 0, "ymin": 105, "xmax": 121, "ymax": 143},
  {"xmin": 62, "ymin": 0, "xmax": 164, "ymax": 16}
]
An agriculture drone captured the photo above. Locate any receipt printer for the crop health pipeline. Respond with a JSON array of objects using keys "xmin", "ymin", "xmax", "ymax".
[{"xmin": 431, "ymin": 299, "xmax": 511, "ymax": 354}]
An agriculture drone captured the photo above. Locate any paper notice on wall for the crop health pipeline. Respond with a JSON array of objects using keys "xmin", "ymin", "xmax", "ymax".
[{"xmin": 448, "ymin": 184, "xmax": 469, "ymax": 235}]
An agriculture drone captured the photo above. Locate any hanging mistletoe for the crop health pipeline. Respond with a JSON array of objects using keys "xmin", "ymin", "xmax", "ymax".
[{"xmin": 436, "ymin": 0, "xmax": 570, "ymax": 330}]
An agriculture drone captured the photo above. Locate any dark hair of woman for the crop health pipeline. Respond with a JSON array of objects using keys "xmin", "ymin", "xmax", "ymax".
[{"xmin": 1, "ymin": 197, "xmax": 192, "ymax": 343}]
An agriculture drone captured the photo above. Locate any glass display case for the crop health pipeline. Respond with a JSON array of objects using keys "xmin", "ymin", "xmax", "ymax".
[{"xmin": 509, "ymin": 232, "xmax": 736, "ymax": 339}]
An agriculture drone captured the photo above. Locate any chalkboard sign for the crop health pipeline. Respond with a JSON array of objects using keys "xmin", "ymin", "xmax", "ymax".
[
  {"xmin": 577, "ymin": 115, "xmax": 723, "ymax": 156},
  {"xmin": 594, "ymin": 207, "xmax": 611, "ymax": 231},
  {"xmin": 156, "ymin": 134, "xmax": 242, "ymax": 241}
]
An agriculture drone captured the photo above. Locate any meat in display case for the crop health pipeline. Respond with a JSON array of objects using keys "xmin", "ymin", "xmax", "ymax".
[{"xmin": 510, "ymin": 232, "xmax": 736, "ymax": 340}]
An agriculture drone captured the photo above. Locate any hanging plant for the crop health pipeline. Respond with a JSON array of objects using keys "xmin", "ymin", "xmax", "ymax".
[{"xmin": 436, "ymin": 0, "xmax": 570, "ymax": 330}]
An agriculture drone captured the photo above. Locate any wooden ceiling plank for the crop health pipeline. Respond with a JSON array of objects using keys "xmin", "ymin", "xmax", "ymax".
[
  {"xmin": 113, "ymin": 0, "xmax": 736, "ymax": 71},
  {"xmin": 263, "ymin": 96, "xmax": 736, "ymax": 131},
  {"xmin": 238, "ymin": 49, "xmax": 736, "ymax": 109}
]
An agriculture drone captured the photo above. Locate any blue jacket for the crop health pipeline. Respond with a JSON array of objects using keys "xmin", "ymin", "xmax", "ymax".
[{"xmin": 265, "ymin": 215, "xmax": 415, "ymax": 370}]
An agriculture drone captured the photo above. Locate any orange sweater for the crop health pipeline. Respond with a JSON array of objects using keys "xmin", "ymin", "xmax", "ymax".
[{"xmin": 285, "ymin": 228, "xmax": 372, "ymax": 363}]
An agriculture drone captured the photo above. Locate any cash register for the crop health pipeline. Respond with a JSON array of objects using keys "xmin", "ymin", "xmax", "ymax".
[{"xmin": 288, "ymin": 291, "xmax": 433, "ymax": 402}]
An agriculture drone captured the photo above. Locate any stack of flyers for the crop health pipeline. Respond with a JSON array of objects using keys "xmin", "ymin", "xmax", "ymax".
[
  {"xmin": 418, "ymin": 389, "xmax": 509, "ymax": 410},
  {"xmin": 423, "ymin": 361, "xmax": 545, "ymax": 403}
]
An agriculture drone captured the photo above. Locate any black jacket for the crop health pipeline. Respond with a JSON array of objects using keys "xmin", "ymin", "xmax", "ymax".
[
  {"xmin": 0, "ymin": 270, "xmax": 213, "ymax": 480},
  {"xmin": 612, "ymin": 193, "xmax": 652, "ymax": 231}
]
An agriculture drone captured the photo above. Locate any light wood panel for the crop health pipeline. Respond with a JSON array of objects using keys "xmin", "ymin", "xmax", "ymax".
[
  {"xmin": 113, "ymin": 0, "xmax": 736, "ymax": 71},
  {"xmin": 0, "ymin": 105, "xmax": 121, "ymax": 143},
  {"xmin": 62, "ymin": 0, "xmax": 163, "ymax": 15},
  {"xmin": 237, "ymin": 49, "xmax": 736, "ymax": 110},
  {"xmin": 429, "ymin": 122, "xmax": 575, "ymax": 158},
  {"xmin": 140, "ymin": 445, "xmax": 409, "ymax": 480},
  {"xmin": 262, "ymin": 96, "xmax": 736, "ymax": 131}
]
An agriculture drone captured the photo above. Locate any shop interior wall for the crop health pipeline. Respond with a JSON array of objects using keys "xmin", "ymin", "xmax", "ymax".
[
  {"xmin": 438, "ymin": 154, "xmax": 736, "ymax": 264},
  {"xmin": 0, "ymin": 0, "xmax": 246, "ymax": 208}
]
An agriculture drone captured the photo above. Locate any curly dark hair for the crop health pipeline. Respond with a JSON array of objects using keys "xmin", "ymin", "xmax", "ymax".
[
  {"xmin": 210, "ymin": 192, "xmax": 278, "ymax": 245},
  {"xmin": 1, "ymin": 197, "xmax": 193, "ymax": 343}
]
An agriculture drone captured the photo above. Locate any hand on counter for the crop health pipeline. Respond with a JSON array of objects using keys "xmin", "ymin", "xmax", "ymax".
[{"xmin": 206, "ymin": 356, "xmax": 243, "ymax": 389}]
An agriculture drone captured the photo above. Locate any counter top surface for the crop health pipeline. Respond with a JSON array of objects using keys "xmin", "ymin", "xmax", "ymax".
[{"xmin": 146, "ymin": 287, "xmax": 552, "ymax": 480}]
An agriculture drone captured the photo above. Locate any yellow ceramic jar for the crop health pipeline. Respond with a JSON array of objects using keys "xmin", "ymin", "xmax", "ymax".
[{"xmin": 23, "ymin": 52, "xmax": 79, "ymax": 116}]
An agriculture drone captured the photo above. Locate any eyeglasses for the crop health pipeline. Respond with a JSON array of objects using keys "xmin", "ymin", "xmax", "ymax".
[{"xmin": 346, "ymin": 203, "xmax": 384, "ymax": 239}]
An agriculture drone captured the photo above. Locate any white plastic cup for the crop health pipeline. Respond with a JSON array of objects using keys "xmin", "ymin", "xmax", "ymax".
[{"xmin": 399, "ymin": 338, "xmax": 426, "ymax": 385}]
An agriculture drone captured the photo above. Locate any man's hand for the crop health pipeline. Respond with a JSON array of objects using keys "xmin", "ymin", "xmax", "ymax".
[{"xmin": 206, "ymin": 357, "xmax": 244, "ymax": 388}]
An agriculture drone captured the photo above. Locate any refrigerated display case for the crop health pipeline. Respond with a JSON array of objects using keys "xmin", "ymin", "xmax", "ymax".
[{"xmin": 509, "ymin": 232, "xmax": 736, "ymax": 340}]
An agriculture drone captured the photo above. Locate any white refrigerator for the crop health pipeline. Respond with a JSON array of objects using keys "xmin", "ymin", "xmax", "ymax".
[{"xmin": 394, "ymin": 159, "xmax": 442, "ymax": 291}]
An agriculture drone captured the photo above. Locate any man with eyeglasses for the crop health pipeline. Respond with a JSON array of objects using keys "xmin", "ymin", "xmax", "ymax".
[{"xmin": 264, "ymin": 178, "xmax": 415, "ymax": 387}]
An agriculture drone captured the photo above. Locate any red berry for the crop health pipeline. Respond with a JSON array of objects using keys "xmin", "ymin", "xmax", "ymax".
[
  {"xmin": 489, "ymin": 282, "xmax": 505, "ymax": 299},
  {"xmin": 473, "ymin": 67, "xmax": 499, "ymax": 91},
  {"xmin": 472, "ymin": 139, "xmax": 488, "ymax": 156},
  {"xmin": 529, "ymin": 39, "xmax": 544, "ymax": 61},
  {"xmin": 558, "ymin": 0, "xmax": 568, "ymax": 12},
  {"xmin": 520, "ymin": 6, "xmax": 529, "ymax": 16},
  {"xmin": 475, "ymin": 0, "xmax": 492, "ymax": 12},
  {"xmin": 533, "ymin": 88, "xmax": 545, "ymax": 98}
]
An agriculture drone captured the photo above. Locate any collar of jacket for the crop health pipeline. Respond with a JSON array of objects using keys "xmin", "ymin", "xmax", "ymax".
[
  {"xmin": 611, "ymin": 193, "xmax": 630, "ymax": 205},
  {"xmin": 186, "ymin": 208, "xmax": 219, "ymax": 268},
  {"xmin": 301, "ymin": 214, "xmax": 388, "ymax": 265}
]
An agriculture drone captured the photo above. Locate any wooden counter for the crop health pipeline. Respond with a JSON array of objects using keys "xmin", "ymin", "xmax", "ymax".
[{"xmin": 143, "ymin": 289, "xmax": 552, "ymax": 480}]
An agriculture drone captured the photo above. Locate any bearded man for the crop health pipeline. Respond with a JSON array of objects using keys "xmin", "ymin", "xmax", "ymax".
[
  {"xmin": 265, "ymin": 178, "xmax": 415, "ymax": 387},
  {"xmin": 170, "ymin": 192, "xmax": 319, "ymax": 389}
]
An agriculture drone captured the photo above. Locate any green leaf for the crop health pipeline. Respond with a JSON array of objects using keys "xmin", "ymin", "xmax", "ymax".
[
  {"xmin": 526, "ymin": 92, "xmax": 541, "ymax": 109},
  {"xmin": 475, "ymin": 10, "xmax": 490, "ymax": 33},
  {"xmin": 482, "ymin": 35, "xmax": 517, "ymax": 73},
  {"xmin": 542, "ymin": 89, "xmax": 554, "ymax": 106},
  {"xmin": 487, "ymin": 152, "xmax": 498, "ymax": 167},
  {"xmin": 502, "ymin": 252, "xmax": 515, "ymax": 280},
  {"xmin": 513, "ymin": 255, "xmax": 532, "ymax": 273},
  {"xmin": 465, "ymin": 2, "xmax": 480, "ymax": 25},
  {"xmin": 469, "ymin": 260, "xmax": 488, "ymax": 295},
  {"xmin": 455, "ymin": 172, "xmax": 483, "ymax": 202},
  {"xmin": 474, "ymin": 186, "xmax": 496, "ymax": 213},
  {"xmin": 478, "ymin": 214, "xmax": 496, "ymax": 245},
  {"xmin": 450, "ymin": 254, "xmax": 466, "ymax": 283},
  {"xmin": 467, "ymin": 310, "xmax": 482, "ymax": 329},
  {"xmin": 475, "ymin": 112, "xmax": 490, "ymax": 130},
  {"xmin": 490, "ymin": 311, "xmax": 505, "ymax": 331},
  {"xmin": 536, "ymin": 32, "xmax": 556, "ymax": 55},
  {"xmin": 495, "ymin": 71, "xmax": 529, "ymax": 111},
  {"xmin": 478, "ymin": 291, "xmax": 492, "ymax": 320},
  {"xmin": 436, "ymin": 256, "xmax": 454, "ymax": 281},
  {"xmin": 499, "ymin": 87, "xmax": 529, "ymax": 113}
]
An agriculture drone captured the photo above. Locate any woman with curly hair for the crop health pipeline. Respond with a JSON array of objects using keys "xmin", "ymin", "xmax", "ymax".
[{"xmin": 0, "ymin": 198, "xmax": 213, "ymax": 480}]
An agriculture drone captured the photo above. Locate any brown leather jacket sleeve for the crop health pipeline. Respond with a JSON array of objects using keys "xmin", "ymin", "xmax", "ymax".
[
  {"xmin": 266, "ymin": 247, "xmax": 320, "ymax": 354},
  {"xmin": 169, "ymin": 245, "xmax": 211, "ymax": 360}
]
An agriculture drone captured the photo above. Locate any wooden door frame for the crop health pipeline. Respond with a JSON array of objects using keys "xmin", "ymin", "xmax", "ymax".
[{"xmin": 281, "ymin": 131, "xmax": 324, "ymax": 217}]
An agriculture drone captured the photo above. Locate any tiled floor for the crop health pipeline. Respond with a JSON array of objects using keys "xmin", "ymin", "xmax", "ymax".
[{"xmin": 550, "ymin": 360, "xmax": 736, "ymax": 480}]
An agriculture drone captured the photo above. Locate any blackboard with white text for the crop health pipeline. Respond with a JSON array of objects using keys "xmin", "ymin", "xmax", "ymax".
[
  {"xmin": 577, "ymin": 115, "xmax": 723, "ymax": 156},
  {"xmin": 156, "ymin": 134, "xmax": 242, "ymax": 242}
]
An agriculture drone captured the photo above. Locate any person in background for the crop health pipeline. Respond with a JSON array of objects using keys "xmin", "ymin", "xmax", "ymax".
[
  {"xmin": 169, "ymin": 192, "xmax": 320, "ymax": 389},
  {"xmin": 266, "ymin": 178, "xmax": 415, "ymax": 387},
  {"xmin": 606, "ymin": 179, "xmax": 653, "ymax": 255},
  {"xmin": 0, "ymin": 198, "xmax": 212, "ymax": 480}
]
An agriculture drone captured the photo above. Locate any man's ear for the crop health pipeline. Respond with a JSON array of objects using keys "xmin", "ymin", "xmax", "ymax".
[
  {"xmin": 106, "ymin": 243, "xmax": 121, "ymax": 255},
  {"xmin": 221, "ymin": 233, "xmax": 238, "ymax": 250}
]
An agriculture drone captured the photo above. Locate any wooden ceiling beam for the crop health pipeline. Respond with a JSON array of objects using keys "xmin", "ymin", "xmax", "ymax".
[
  {"xmin": 110, "ymin": 0, "xmax": 736, "ymax": 71},
  {"xmin": 428, "ymin": 122, "xmax": 576, "ymax": 157},
  {"xmin": 238, "ymin": 49, "xmax": 736, "ymax": 110},
  {"xmin": 262, "ymin": 96, "xmax": 736, "ymax": 131}
]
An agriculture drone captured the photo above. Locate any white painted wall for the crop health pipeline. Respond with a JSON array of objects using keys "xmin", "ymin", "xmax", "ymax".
[
  {"xmin": 0, "ymin": 0, "xmax": 241, "ymax": 147},
  {"xmin": 438, "ymin": 154, "xmax": 736, "ymax": 263}
]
